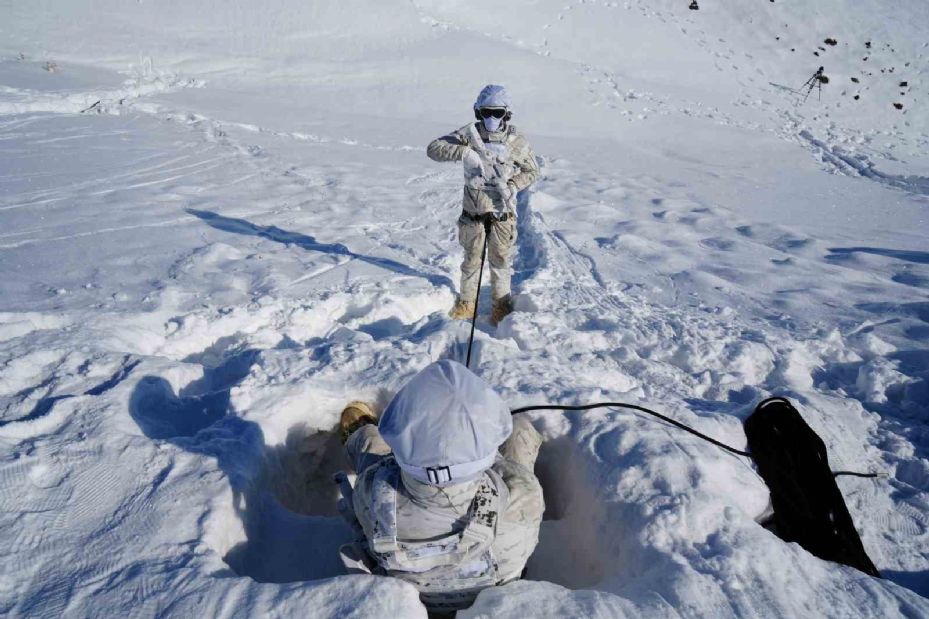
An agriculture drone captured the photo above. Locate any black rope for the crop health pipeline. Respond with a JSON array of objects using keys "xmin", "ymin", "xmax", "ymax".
[
  {"xmin": 465, "ymin": 219, "xmax": 492, "ymax": 369},
  {"xmin": 511, "ymin": 402, "xmax": 880, "ymax": 478}
]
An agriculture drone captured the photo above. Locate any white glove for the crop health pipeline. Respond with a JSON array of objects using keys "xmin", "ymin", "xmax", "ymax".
[
  {"xmin": 463, "ymin": 148, "xmax": 484, "ymax": 174},
  {"xmin": 487, "ymin": 178, "xmax": 514, "ymax": 202},
  {"xmin": 467, "ymin": 175, "xmax": 487, "ymax": 190}
]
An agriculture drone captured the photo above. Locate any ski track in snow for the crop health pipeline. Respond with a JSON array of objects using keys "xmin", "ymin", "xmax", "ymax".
[{"xmin": 1, "ymin": 1, "xmax": 928, "ymax": 616}]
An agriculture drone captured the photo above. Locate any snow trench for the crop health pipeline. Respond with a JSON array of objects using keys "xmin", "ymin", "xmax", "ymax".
[
  {"xmin": 117, "ymin": 187, "xmax": 630, "ymax": 592},
  {"xmin": 128, "ymin": 346, "xmax": 353, "ymax": 583}
]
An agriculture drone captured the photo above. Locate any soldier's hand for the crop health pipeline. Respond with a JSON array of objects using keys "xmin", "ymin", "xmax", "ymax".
[
  {"xmin": 467, "ymin": 175, "xmax": 487, "ymax": 190},
  {"xmin": 491, "ymin": 178, "xmax": 514, "ymax": 201},
  {"xmin": 479, "ymin": 180, "xmax": 502, "ymax": 195},
  {"xmin": 463, "ymin": 148, "xmax": 483, "ymax": 168}
]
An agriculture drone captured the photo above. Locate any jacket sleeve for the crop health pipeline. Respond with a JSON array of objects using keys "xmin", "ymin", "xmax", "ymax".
[
  {"xmin": 491, "ymin": 458, "xmax": 545, "ymax": 579},
  {"xmin": 427, "ymin": 128, "xmax": 469, "ymax": 162},
  {"xmin": 508, "ymin": 134, "xmax": 540, "ymax": 192}
]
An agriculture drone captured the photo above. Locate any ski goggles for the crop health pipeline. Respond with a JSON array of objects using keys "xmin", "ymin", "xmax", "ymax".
[{"xmin": 478, "ymin": 107, "xmax": 507, "ymax": 119}]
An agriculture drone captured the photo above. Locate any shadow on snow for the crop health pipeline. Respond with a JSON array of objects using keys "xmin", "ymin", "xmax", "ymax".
[
  {"xmin": 128, "ymin": 348, "xmax": 350, "ymax": 584},
  {"xmin": 186, "ymin": 208, "xmax": 455, "ymax": 290}
]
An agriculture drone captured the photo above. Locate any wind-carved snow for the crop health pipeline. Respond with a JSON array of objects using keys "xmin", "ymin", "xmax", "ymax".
[
  {"xmin": 1, "ymin": 0, "xmax": 928, "ymax": 616},
  {"xmin": 0, "ymin": 58, "xmax": 203, "ymax": 116}
]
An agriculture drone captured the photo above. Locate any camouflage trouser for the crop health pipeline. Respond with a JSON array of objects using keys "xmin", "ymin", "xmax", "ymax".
[
  {"xmin": 457, "ymin": 214, "xmax": 517, "ymax": 303},
  {"xmin": 344, "ymin": 414, "xmax": 541, "ymax": 476}
]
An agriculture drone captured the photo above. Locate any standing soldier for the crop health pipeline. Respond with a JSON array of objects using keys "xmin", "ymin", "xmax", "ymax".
[{"xmin": 427, "ymin": 84, "xmax": 540, "ymax": 325}]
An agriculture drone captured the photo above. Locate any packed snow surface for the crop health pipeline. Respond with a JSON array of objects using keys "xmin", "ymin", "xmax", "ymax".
[{"xmin": 1, "ymin": 1, "xmax": 927, "ymax": 617}]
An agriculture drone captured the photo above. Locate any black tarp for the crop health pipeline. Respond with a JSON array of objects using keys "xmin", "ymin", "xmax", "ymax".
[{"xmin": 744, "ymin": 397, "xmax": 880, "ymax": 577}]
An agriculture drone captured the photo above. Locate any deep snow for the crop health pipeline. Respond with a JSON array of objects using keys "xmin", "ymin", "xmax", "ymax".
[{"xmin": 1, "ymin": 1, "xmax": 927, "ymax": 617}]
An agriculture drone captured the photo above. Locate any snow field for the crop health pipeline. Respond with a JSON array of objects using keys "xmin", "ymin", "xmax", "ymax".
[
  {"xmin": 0, "ymin": 75, "xmax": 458, "ymax": 616},
  {"xmin": 1, "ymin": 0, "xmax": 928, "ymax": 616}
]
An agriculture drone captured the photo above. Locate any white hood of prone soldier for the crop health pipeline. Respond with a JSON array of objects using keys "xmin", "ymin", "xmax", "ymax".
[
  {"xmin": 379, "ymin": 359, "xmax": 513, "ymax": 486},
  {"xmin": 346, "ymin": 360, "xmax": 545, "ymax": 610}
]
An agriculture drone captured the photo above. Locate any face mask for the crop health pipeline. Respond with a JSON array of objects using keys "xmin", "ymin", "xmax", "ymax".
[{"xmin": 483, "ymin": 116, "xmax": 503, "ymax": 132}]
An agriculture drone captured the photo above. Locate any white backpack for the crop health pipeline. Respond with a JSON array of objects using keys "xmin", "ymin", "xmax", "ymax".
[{"xmin": 337, "ymin": 457, "xmax": 510, "ymax": 611}]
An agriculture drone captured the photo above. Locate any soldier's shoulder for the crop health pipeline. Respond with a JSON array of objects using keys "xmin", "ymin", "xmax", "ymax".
[
  {"xmin": 492, "ymin": 457, "xmax": 541, "ymax": 487},
  {"xmin": 455, "ymin": 122, "xmax": 480, "ymax": 136},
  {"xmin": 506, "ymin": 127, "xmax": 531, "ymax": 147},
  {"xmin": 353, "ymin": 465, "xmax": 377, "ymax": 493},
  {"xmin": 356, "ymin": 456, "xmax": 396, "ymax": 487}
]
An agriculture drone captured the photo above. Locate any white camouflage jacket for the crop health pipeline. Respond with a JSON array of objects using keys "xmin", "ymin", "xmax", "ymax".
[
  {"xmin": 341, "ymin": 453, "xmax": 544, "ymax": 612},
  {"xmin": 427, "ymin": 122, "xmax": 540, "ymax": 215}
]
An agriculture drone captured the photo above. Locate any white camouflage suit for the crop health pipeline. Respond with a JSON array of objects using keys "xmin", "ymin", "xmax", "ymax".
[
  {"xmin": 341, "ymin": 415, "xmax": 545, "ymax": 613},
  {"xmin": 427, "ymin": 122, "xmax": 540, "ymax": 303}
]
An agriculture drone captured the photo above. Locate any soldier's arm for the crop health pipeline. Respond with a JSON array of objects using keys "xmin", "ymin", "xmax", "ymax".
[
  {"xmin": 427, "ymin": 129, "xmax": 469, "ymax": 162},
  {"xmin": 491, "ymin": 459, "xmax": 545, "ymax": 577},
  {"xmin": 508, "ymin": 136, "xmax": 540, "ymax": 192}
]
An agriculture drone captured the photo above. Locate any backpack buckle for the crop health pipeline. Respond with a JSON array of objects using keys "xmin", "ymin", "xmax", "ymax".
[{"xmin": 425, "ymin": 466, "xmax": 452, "ymax": 484}]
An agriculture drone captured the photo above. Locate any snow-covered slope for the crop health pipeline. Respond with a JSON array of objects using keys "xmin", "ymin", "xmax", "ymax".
[{"xmin": 1, "ymin": 1, "xmax": 927, "ymax": 617}]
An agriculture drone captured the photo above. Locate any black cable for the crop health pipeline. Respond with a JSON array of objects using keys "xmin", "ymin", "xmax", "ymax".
[
  {"xmin": 832, "ymin": 470, "xmax": 880, "ymax": 479},
  {"xmin": 511, "ymin": 402, "xmax": 751, "ymax": 457},
  {"xmin": 465, "ymin": 221, "xmax": 492, "ymax": 369},
  {"xmin": 511, "ymin": 402, "xmax": 880, "ymax": 479}
]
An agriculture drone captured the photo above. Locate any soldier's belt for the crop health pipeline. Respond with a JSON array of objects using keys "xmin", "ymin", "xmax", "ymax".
[{"xmin": 461, "ymin": 210, "xmax": 511, "ymax": 223}]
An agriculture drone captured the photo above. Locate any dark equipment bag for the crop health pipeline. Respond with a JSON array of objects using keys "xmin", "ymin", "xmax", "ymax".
[{"xmin": 744, "ymin": 397, "xmax": 880, "ymax": 577}]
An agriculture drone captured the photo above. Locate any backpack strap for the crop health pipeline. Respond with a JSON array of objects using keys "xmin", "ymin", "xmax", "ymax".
[
  {"xmin": 369, "ymin": 458, "xmax": 402, "ymax": 554},
  {"xmin": 458, "ymin": 467, "xmax": 506, "ymax": 548}
]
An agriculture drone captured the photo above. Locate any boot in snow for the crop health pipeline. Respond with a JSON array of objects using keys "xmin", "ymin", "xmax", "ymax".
[
  {"xmin": 449, "ymin": 297, "xmax": 476, "ymax": 320},
  {"xmin": 340, "ymin": 401, "xmax": 377, "ymax": 444},
  {"xmin": 491, "ymin": 295, "xmax": 514, "ymax": 326}
]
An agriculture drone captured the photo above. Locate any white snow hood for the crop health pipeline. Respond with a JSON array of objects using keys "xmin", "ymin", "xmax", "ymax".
[{"xmin": 379, "ymin": 360, "xmax": 512, "ymax": 485}]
